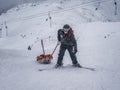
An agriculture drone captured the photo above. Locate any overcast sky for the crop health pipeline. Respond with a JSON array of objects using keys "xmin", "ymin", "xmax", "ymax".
[{"xmin": 0, "ymin": 0, "xmax": 44, "ymax": 14}]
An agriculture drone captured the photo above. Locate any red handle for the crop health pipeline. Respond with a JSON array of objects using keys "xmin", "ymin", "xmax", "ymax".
[
  {"xmin": 41, "ymin": 39, "xmax": 45, "ymax": 55},
  {"xmin": 51, "ymin": 43, "xmax": 59, "ymax": 55}
]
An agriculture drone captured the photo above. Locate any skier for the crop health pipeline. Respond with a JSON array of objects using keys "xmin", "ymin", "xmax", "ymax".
[{"xmin": 55, "ymin": 24, "xmax": 82, "ymax": 68}]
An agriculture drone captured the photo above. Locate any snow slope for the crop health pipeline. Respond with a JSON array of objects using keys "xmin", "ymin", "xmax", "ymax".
[
  {"xmin": 0, "ymin": 0, "xmax": 120, "ymax": 90},
  {"xmin": 0, "ymin": 22, "xmax": 120, "ymax": 90}
]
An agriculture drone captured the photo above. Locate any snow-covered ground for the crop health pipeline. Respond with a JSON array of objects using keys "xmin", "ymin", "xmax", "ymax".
[
  {"xmin": 0, "ymin": 0, "xmax": 120, "ymax": 90},
  {"xmin": 0, "ymin": 22, "xmax": 120, "ymax": 90}
]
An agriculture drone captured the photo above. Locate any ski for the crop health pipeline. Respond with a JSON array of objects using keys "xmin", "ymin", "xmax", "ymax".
[
  {"xmin": 65, "ymin": 64, "xmax": 95, "ymax": 71},
  {"xmin": 38, "ymin": 67, "xmax": 56, "ymax": 71},
  {"xmin": 65, "ymin": 65, "xmax": 95, "ymax": 71},
  {"xmin": 80, "ymin": 66, "xmax": 95, "ymax": 71},
  {"xmin": 38, "ymin": 65, "xmax": 95, "ymax": 71}
]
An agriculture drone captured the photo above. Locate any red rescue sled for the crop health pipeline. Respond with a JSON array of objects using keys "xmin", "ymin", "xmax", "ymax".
[{"xmin": 37, "ymin": 39, "xmax": 58, "ymax": 64}]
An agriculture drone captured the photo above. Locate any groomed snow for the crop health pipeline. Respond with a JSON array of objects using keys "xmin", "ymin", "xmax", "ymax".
[{"xmin": 0, "ymin": 0, "xmax": 120, "ymax": 90}]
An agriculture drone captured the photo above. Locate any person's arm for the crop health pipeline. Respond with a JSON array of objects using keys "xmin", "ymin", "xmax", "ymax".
[
  {"xmin": 58, "ymin": 29, "xmax": 61, "ymax": 41},
  {"xmin": 57, "ymin": 29, "xmax": 62, "ymax": 45},
  {"xmin": 71, "ymin": 33, "xmax": 77, "ymax": 54}
]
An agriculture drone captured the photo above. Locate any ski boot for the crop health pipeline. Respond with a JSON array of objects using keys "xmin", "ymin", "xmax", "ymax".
[
  {"xmin": 55, "ymin": 64, "xmax": 63, "ymax": 68},
  {"xmin": 73, "ymin": 63, "xmax": 82, "ymax": 68}
]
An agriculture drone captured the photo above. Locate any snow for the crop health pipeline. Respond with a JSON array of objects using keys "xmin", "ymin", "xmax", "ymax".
[{"xmin": 0, "ymin": 0, "xmax": 120, "ymax": 90}]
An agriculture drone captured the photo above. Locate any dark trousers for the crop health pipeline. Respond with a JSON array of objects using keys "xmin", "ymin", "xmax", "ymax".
[{"xmin": 57, "ymin": 44, "xmax": 78, "ymax": 65}]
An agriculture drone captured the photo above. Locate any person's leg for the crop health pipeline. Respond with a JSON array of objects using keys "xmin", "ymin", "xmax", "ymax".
[
  {"xmin": 67, "ymin": 46, "xmax": 78, "ymax": 64},
  {"xmin": 57, "ymin": 44, "xmax": 66, "ymax": 65},
  {"xmin": 67, "ymin": 46, "xmax": 82, "ymax": 67}
]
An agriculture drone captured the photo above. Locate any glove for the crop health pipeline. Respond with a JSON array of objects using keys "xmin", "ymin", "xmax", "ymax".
[
  {"xmin": 74, "ymin": 48, "xmax": 77, "ymax": 54},
  {"xmin": 73, "ymin": 46, "xmax": 77, "ymax": 54},
  {"xmin": 57, "ymin": 41, "xmax": 61, "ymax": 45}
]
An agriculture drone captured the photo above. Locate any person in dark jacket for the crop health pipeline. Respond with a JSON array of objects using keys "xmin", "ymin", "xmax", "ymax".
[{"xmin": 55, "ymin": 24, "xmax": 82, "ymax": 68}]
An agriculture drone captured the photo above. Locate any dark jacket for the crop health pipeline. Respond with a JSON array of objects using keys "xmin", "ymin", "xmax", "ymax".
[{"xmin": 58, "ymin": 28, "xmax": 77, "ymax": 49}]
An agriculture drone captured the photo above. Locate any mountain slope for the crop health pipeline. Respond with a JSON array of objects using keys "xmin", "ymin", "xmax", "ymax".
[{"xmin": 0, "ymin": 0, "xmax": 120, "ymax": 23}]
